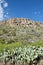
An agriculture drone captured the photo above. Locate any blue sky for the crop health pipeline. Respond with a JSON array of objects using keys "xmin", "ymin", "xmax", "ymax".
[{"xmin": 0, "ymin": 0, "xmax": 43, "ymax": 22}]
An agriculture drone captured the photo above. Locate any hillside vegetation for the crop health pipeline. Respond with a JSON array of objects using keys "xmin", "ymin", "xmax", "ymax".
[
  {"xmin": 0, "ymin": 18, "xmax": 43, "ymax": 45},
  {"xmin": 0, "ymin": 18, "xmax": 43, "ymax": 50},
  {"xmin": 0, "ymin": 18, "xmax": 43, "ymax": 65}
]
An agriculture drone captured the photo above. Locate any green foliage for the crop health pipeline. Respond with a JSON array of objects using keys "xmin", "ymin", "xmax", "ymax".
[
  {"xmin": 0, "ymin": 46, "xmax": 43, "ymax": 65},
  {"xmin": 0, "ymin": 42, "xmax": 22, "ymax": 52},
  {"xmin": 0, "ymin": 30, "xmax": 4, "ymax": 35},
  {"xmin": 0, "ymin": 40, "xmax": 43, "ymax": 52}
]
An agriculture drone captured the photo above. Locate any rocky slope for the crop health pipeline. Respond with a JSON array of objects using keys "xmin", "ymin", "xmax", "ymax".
[{"xmin": 0, "ymin": 18, "xmax": 43, "ymax": 44}]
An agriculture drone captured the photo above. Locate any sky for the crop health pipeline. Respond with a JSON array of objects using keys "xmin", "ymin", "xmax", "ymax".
[{"xmin": 0, "ymin": 0, "xmax": 43, "ymax": 22}]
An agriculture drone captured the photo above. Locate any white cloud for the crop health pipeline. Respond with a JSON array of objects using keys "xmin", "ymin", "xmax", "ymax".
[
  {"xmin": 6, "ymin": 12, "xmax": 8, "ymax": 14},
  {"xmin": 0, "ymin": 0, "xmax": 2, "ymax": 2},
  {"xmin": 0, "ymin": 0, "xmax": 2, "ymax": 1},
  {"xmin": 0, "ymin": 0, "xmax": 8, "ymax": 21},
  {"xmin": 3, "ymin": 2, "xmax": 8, "ymax": 8},
  {"xmin": 4, "ymin": 14, "xmax": 7, "ymax": 17},
  {"xmin": 0, "ymin": 4, "xmax": 4, "ymax": 21},
  {"xmin": 0, "ymin": 0, "xmax": 4, "ymax": 3}
]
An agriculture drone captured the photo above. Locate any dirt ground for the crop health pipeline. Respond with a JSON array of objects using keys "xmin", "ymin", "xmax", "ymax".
[{"xmin": 0, "ymin": 59, "xmax": 43, "ymax": 65}]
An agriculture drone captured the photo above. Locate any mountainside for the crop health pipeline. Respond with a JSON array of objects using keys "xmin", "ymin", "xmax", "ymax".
[
  {"xmin": 0, "ymin": 18, "xmax": 43, "ymax": 65},
  {"xmin": 0, "ymin": 18, "xmax": 43, "ymax": 44}
]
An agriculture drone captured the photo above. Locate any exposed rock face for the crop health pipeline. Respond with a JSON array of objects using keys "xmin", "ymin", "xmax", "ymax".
[
  {"xmin": 0, "ymin": 18, "xmax": 43, "ymax": 27},
  {"xmin": 7, "ymin": 18, "xmax": 43, "ymax": 27}
]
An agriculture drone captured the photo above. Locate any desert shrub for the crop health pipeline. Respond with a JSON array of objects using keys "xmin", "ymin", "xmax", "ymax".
[
  {"xmin": 0, "ymin": 38, "xmax": 5, "ymax": 44},
  {"xmin": 0, "ymin": 30, "xmax": 4, "ymax": 35},
  {"xmin": 9, "ymin": 31, "xmax": 16, "ymax": 36},
  {"xmin": 0, "ymin": 46, "xmax": 43, "ymax": 65},
  {"xmin": 3, "ymin": 29, "xmax": 8, "ymax": 33}
]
